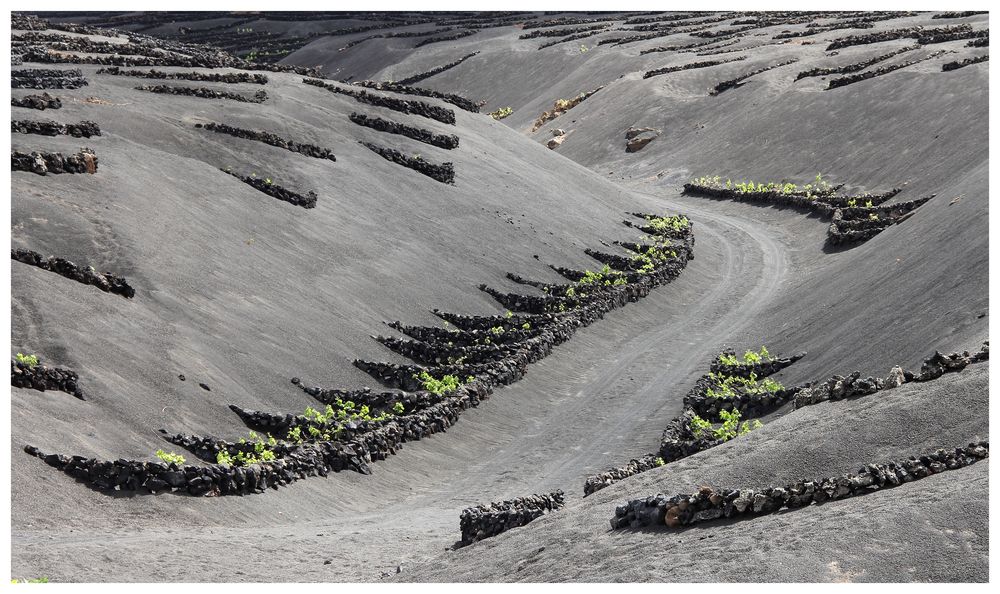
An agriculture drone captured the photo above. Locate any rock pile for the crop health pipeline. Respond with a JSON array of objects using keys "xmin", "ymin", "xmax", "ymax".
[
  {"xmin": 11, "ymin": 93, "xmax": 62, "ymax": 110},
  {"xmin": 198, "ymin": 122, "xmax": 336, "ymax": 161},
  {"xmin": 349, "ymin": 113, "xmax": 459, "ymax": 149},
  {"xmin": 459, "ymin": 491, "xmax": 565, "ymax": 546},
  {"xmin": 360, "ymin": 141, "xmax": 456, "ymax": 184},
  {"xmin": 12, "ymin": 148, "xmax": 98, "ymax": 175},
  {"xmin": 11, "ymin": 358, "xmax": 86, "ymax": 400},
  {"xmin": 546, "ymin": 129, "xmax": 566, "ymax": 150},
  {"xmin": 11, "ymin": 119, "xmax": 101, "ymax": 138},
  {"xmin": 611, "ymin": 442, "xmax": 989, "ymax": 530}
]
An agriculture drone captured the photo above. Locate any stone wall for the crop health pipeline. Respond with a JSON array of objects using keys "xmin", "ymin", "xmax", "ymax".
[
  {"xmin": 12, "ymin": 68, "xmax": 88, "ymax": 89},
  {"xmin": 11, "ymin": 358, "xmax": 86, "ymax": 400},
  {"xmin": 12, "ymin": 119, "xmax": 101, "ymax": 138},
  {"xmin": 11, "ymin": 248, "xmax": 134, "ymax": 298},
  {"xmin": 396, "ymin": 51, "xmax": 479, "ymax": 86},
  {"xmin": 360, "ymin": 141, "xmax": 455, "ymax": 184},
  {"xmin": 96, "ymin": 66, "xmax": 268, "ymax": 84},
  {"xmin": 459, "ymin": 491, "xmax": 566, "ymax": 546},
  {"xmin": 611, "ymin": 442, "xmax": 989, "ymax": 530},
  {"xmin": 135, "ymin": 84, "xmax": 267, "ymax": 103},
  {"xmin": 349, "ymin": 113, "xmax": 459, "ymax": 150},
  {"xmin": 221, "ymin": 169, "xmax": 318, "ymax": 209},
  {"xmin": 12, "ymin": 148, "xmax": 98, "ymax": 175},
  {"xmin": 304, "ymin": 78, "xmax": 457, "ymax": 125},
  {"xmin": 11, "ymin": 93, "xmax": 62, "ymax": 110},
  {"xmin": 199, "ymin": 122, "xmax": 336, "ymax": 161}
]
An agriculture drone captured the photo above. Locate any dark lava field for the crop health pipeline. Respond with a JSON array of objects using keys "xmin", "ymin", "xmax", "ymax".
[{"xmin": 7, "ymin": 9, "xmax": 990, "ymax": 583}]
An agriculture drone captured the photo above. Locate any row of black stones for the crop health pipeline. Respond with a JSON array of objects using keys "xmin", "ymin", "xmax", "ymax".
[
  {"xmin": 827, "ymin": 50, "xmax": 948, "ymax": 90},
  {"xmin": 350, "ymin": 80, "xmax": 479, "ymax": 113},
  {"xmin": 338, "ymin": 28, "xmax": 456, "ymax": 52},
  {"xmin": 643, "ymin": 56, "xmax": 747, "ymax": 79},
  {"xmin": 11, "ymin": 68, "xmax": 88, "ymax": 89},
  {"xmin": 710, "ymin": 58, "xmax": 799, "ymax": 95},
  {"xmin": 221, "ymin": 169, "xmax": 317, "ymax": 209},
  {"xmin": 584, "ymin": 342, "xmax": 989, "ymax": 496},
  {"xmin": 304, "ymin": 78, "xmax": 457, "ymax": 125},
  {"xmin": 11, "ymin": 358, "xmax": 86, "ymax": 400},
  {"xmin": 458, "ymin": 491, "xmax": 566, "ymax": 547},
  {"xmin": 134, "ymin": 84, "xmax": 268, "ymax": 103},
  {"xmin": 349, "ymin": 113, "xmax": 459, "ymax": 150},
  {"xmin": 12, "ymin": 119, "xmax": 101, "ymax": 138},
  {"xmin": 583, "ymin": 348, "xmax": 803, "ymax": 496},
  {"xmin": 11, "ymin": 93, "xmax": 62, "ymax": 110},
  {"xmin": 197, "ymin": 122, "xmax": 336, "ymax": 161},
  {"xmin": 26, "ymin": 216, "xmax": 695, "ymax": 495},
  {"xmin": 793, "ymin": 342, "xmax": 988, "ymax": 408},
  {"xmin": 360, "ymin": 141, "xmax": 456, "ymax": 184},
  {"xmin": 681, "ymin": 183, "xmax": 931, "ymax": 246},
  {"xmin": 612, "ymin": 442, "xmax": 989, "ymax": 530},
  {"xmin": 413, "ymin": 29, "xmax": 477, "ymax": 47},
  {"xmin": 12, "ymin": 148, "xmax": 98, "ymax": 175},
  {"xmin": 826, "ymin": 24, "xmax": 972, "ymax": 50},
  {"xmin": 396, "ymin": 51, "xmax": 479, "ymax": 86},
  {"xmin": 537, "ymin": 29, "xmax": 610, "ymax": 49},
  {"xmin": 795, "ymin": 46, "xmax": 918, "ymax": 80},
  {"xmin": 826, "ymin": 197, "xmax": 934, "ymax": 245},
  {"xmin": 11, "ymin": 248, "xmax": 135, "ymax": 298},
  {"xmin": 14, "ymin": 37, "xmax": 171, "ymax": 58},
  {"xmin": 96, "ymin": 66, "xmax": 268, "ymax": 84},
  {"xmin": 941, "ymin": 54, "xmax": 989, "ymax": 71},
  {"xmin": 967, "ymin": 37, "xmax": 988, "ymax": 48},
  {"xmin": 352, "ymin": 224, "xmax": 695, "ymax": 393},
  {"xmin": 519, "ymin": 24, "xmax": 609, "ymax": 39},
  {"xmin": 917, "ymin": 28, "xmax": 988, "ymax": 45}
]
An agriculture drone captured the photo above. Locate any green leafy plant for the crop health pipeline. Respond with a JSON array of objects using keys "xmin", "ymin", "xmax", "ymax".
[
  {"xmin": 690, "ymin": 410, "xmax": 762, "ymax": 441},
  {"xmin": 15, "ymin": 353, "xmax": 38, "ymax": 368},
  {"xmin": 522, "ymin": 322, "xmax": 531, "ymax": 330},
  {"xmin": 414, "ymin": 371, "xmax": 463, "ymax": 396},
  {"xmin": 155, "ymin": 449, "xmax": 185, "ymax": 466},
  {"xmin": 10, "ymin": 577, "xmax": 50, "ymax": 583},
  {"xmin": 393, "ymin": 401, "xmax": 405, "ymax": 415},
  {"xmin": 489, "ymin": 106, "xmax": 513, "ymax": 120},
  {"xmin": 654, "ymin": 457, "xmax": 665, "ymax": 467}
]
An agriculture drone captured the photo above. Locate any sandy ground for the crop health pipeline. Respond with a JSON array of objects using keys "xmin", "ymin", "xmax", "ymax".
[{"xmin": 9, "ymin": 11, "xmax": 989, "ymax": 582}]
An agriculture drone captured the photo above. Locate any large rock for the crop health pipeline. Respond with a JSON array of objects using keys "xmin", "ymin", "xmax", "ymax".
[{"xmin": 625, "ymin": 127, "xmax": 660, "ymax": 153}]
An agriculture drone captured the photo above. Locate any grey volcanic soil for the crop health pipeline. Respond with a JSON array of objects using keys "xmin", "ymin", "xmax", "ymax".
[{"xmin": 10, "ymin": 11, "xmax": 988, "ymax": 582}]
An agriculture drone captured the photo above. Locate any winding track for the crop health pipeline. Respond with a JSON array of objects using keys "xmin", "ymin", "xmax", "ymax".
[{"xmin": 11, "ymin": 190, "xmax": 794, "ymax": 581}]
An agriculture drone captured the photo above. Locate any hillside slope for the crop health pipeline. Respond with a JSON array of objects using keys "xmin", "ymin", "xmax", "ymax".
[{"xmin": 10, "ymin": 10, "xmax": 989, "ymax": 583}]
